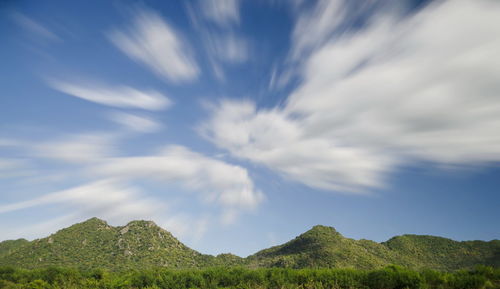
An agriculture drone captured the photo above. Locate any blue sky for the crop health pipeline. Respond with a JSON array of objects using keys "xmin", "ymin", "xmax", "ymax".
[{"xmin": 1, "ymin": 0, "xmax": 499, "ymax": 257}]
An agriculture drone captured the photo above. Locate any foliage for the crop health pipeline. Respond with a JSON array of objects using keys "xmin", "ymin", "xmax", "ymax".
[
  {"xmin": 0, "ymin": 219, "xmax": 498, "ymax": 271},
  {"xmin": 0, "ymin": 265, "xmax": 498, "ymax": 289},
  {"xmin": 247, "ymin": 225, "xmax": 500, "ymax": 271}
]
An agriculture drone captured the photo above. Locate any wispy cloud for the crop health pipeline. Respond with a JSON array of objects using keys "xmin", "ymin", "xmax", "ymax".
[
  {"xmin": 11, "ymin": 12, "xmax": 60, "ymax": 42},
  {"xmin": 200, "ymin": 0, "xmax": 240, "ymax": 28},
  {"xmin": 202, "ymin": 100, "xmax": 392, "ymax": 192},
  {"xmin": 50, "ymin": 80, "xmax": 171, "ymax": 110},
  {"xmin": 109, "ymin": 112, "xmax": 162, "ymax": 133},
  {"xmin": 186, "ymin": 0, "xmax": 248, "ymax": 80},
  {"xmin": 109, "ymin": 8, "xmax": 199, "ymax": 83},
  {"xmin": 33, "ymin": 133, "xmax": 116, "ymax": 164},
  {"xmin": 0, "ymin": 180, "xmax": 162, "ymax": 217},
  {"xmin": 0, "ymin": 180, "xmax": 173, "ymax": 239},
  {"xmin": 2, "ymin": 129, "xmax": 263, "ymax": 237},
  {"xmin": 290, "ymin": 0, "xmax": 345, "ymax": 60},
  {"xmin": 94, "ymin": 145, "xmax": 263, "ymax": 217},
  {"xmin": 202, "ymin": 0, "xmax": 500, "ymax": 193},
  {"xmin": 208, "ymin": 33, "xmax": 248, "ymax": 64}
]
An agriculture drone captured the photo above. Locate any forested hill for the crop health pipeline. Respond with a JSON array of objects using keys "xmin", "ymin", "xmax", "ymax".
[
  {"xmin": 246, "ymin": 225, "xmax": 500, "ymax": 271},
  {"xmin": 0, "ymin": 219, "xmax": 498, "ymax": 271}
]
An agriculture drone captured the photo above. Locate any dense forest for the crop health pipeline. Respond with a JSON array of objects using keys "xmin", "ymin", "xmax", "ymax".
[{"xmin": 0, "ymin": 265, "xmax": 499, "ymax": 289}]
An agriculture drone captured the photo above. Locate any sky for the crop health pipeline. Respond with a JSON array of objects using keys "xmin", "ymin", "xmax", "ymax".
[{"xmin": 0, "ymin": 0, "xmax": 499, "ymax": 257}]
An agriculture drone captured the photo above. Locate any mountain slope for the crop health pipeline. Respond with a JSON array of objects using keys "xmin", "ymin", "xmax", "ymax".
[
  {"xmin": 0, "ymin": 218, "xmax": 213, "ymax": 270},
  {"xmin": 383, "ymin": 234, "xmax": 500, "ymax": 270},
  {"xmin": 0, "ymin": 238, "xmax": 29, "ymax": 258},
  {"xmin": 247, "ymin": 225, "xmax": 499, "ymax": 271},
  {"xmin": 0, "ymin": 219, "xmax": 497, "ymax": 271},
  {"xmin": 246, "ymin": 225, "xmax": 398, "ymax": 269}
]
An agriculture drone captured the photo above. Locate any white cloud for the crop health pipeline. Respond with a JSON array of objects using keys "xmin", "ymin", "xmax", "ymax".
[
  {"xmin": 0, "ymin": 158, "xmax": 33, "ymax": 179},
  {"xmin": 0, "ymin": 180, "xmax": 181, "ymax": 241},
  {"xmin": 202, "ymin": 100, "xmax": 392, "ymax": 192},
  {"xmin": 290, "ymin": 0, "xmax": 345, "ymax": 60},
  {"xmin": 0, "ymin": 180, "xmax": 164, "ymax": 219},
  {"xmin": 12, "ymin": 12, "xmax": 60, "ymax": 42},
  {"xmin": 109, "ymin": 9, "xmax": 199, "ymax": 83},
  {"xmin": 50, "ymin": 80, "xmax": 171, "ymax": 110},
  {"xmin": 0, "ymin": 159, "xmax": 25, "ymax": 171},
  {"xmin": 209, "ymin": 34, "xmax": 248, "ymax": 64},
  {"xmin": 109, "ymin": 112, "xmax": 162, "ymax": 133},
  {"xmin": 200, "ymin": 0, "xmax": 240, "ymax": 27},
  {"xmin": 34, "ymin": 134, "xmax": 115, "ymax": 164},
  {"xmin": 203, "ymin": 0, "xmax": 500, "ymax": 193},
  {"xmin": 93, "ymin": 145, "xmax": 263, "ymax": 212}
]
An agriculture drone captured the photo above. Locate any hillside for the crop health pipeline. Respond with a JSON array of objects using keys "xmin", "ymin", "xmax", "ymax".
[
  {"xmin": 246, "ymin": 225, "xmax": 399, "ymax": 269},
  {"xmin": 246, "ymin": 226, "xmax": 500, "ymax": 271},
  {"xmin": 0, "ymin": 238, "xmax": 29, "ymax": 258},
  {"xmin": 0, "ymin": 219, "xmax": 498, "ymax": 271},
  {"xmin": 0, "ymin": 218, "xmax": 217, "ymax": 270}
]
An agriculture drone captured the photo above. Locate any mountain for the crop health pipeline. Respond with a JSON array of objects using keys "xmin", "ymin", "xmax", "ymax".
[
  {"xmin": 246, "ymin": 225, "xmax": 399, "ymax": 269},
  {"xmin": 0, "ymin": 218, "xmax": 219, "ymax": 270},
  {"xmin": 383, "ymin": 234, "xmax": 500, "ymax": 270},
  {"xmin": 0, "ymin": 219, "xmax": 498, "ymax": 271},
  {"xmin": 0, "ymin": 238, "xmax": 29, "ymax": 258},
  {"xmin": 246, "ymin": 225, "xmax": 499, "ymax": 271}
]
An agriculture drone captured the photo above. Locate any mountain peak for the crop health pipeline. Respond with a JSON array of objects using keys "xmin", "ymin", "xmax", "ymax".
[
  {"xmin": 80, "ymin": 217, "xmax": 109, "ymax": 226},
  {"xmin": 125, "ymin": 220, "xmax": 158, "ymax": 228},
  {"xmin": 308, "ymin": 225, "xmax": 338, "ymax": 233}
]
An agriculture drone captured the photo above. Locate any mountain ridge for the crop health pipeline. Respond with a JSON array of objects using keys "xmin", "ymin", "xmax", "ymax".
[{"xmin": 0, "ymin": 218, "xmax": 498, "ymax": 271}]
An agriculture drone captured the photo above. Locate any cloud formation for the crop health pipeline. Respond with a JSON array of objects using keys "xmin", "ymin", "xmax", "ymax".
[
  {"xmin": 1, "ymin": 129, "xmax": 263, "ymax": 235},
  {"xmin": 109, "ymin": 9, "xmax": 199, "ymax": 83},
  {"xmin": 109, "ymin": 112, "xmax": 162, "ymax": 133},
  {"xmin": 94, "ymin": 145, "xmax": 263, "ymax": 214},
  {"xmin": 200, "ymin": 0, "xmax": 240, "ymax": 27},
  {"xmin": 0, "ymin": 180, "xmax": 162, "ymax": 219},
  {"xmin": 50, "ymin": 81, "xmax": 171, "ymax": 110},
  {"xmin": 33, "ymin": 133, "xmax": 115, "ymax": 164},
  {"xmin": 203, "ymin": 0, "xmax": 500, "ymax": 193},
  {"xmin": 11, "ymin": 12, "xmax": 60, "ymax": 42}
]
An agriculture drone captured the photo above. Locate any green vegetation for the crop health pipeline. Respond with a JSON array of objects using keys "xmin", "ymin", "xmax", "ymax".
[
  {"xmin": 247, "ymin": 225, "xmax": 499, "ymax": 271},
  {"xmin": 0, "ymin": 219, "xmax": 498, "ymax": 271},
  {"xmin": 0, "ymin": 265, "xmax": 498, "ymax": 289},
  {"xmin": 0, "ymin": 240, "xmax": 29, "ymax": 259}
]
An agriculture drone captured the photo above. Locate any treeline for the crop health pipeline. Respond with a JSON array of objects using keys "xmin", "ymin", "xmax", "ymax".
[{"xmin": 0, "ymin": 265, "xmax": 498, "ymax": 289}]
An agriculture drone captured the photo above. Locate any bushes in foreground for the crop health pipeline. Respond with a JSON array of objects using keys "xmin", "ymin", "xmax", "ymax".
[{"xmin": 0, "ymin": 265, "xmax": 498, "ymax": 289}]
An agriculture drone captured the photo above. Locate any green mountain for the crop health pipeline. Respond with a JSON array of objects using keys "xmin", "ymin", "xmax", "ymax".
[
  {"xmin": 247, "ymin": 225, "xmax": 499, "ymax": 271},
  {"xmin": 0, "ymin": 238, "xmax": 29, "ymax": 258},
  {"xmin": 246, "ymin": 225, "xmax": 398, "ymax": 269},
  {"xmin": 0, "ymin": 218, "xmax": 219, "ymax": 270},
  {"xmin": 0, "ymin": 219, "xmax": 498, "ymax": 271}
]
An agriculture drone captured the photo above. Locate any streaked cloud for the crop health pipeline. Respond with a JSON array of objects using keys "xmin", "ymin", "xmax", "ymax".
[
  {"xmin": 186, "ymin": 0, "xmax": 248, "ymax": 81},
  {"xmin": 202, "ymin": 0, "xmax": 500, "ymax": 193},
  {"xmin": 208, "ymin": 34, "xmax": 248, "ymax": 64},
  {"xmin": 109, "ymin": 112, "xmax": 162, "ymax": 133},
  {"xmin": 0, "ymin": 179, "xmax": 162, "ymax": 217},
  {"xmin": 109, "ymin": 8, "xmax": 199, "ymax": 83},
  {"xmin": 11, "ymin": 12, "xmax": 60, "ymax": 42},
  {"xmin": 94, "ymin": 145, "xmax": 263, "ymax": 215},
  {"xmin": 200, "ymin": 0, "xmax": 240, "ymax": 27},
  {"xmin": 0, "ymin": 180, "xmax": 173, "ymax": 239},
  {"xmin": 50, "ymin": 80, "xmax": 171, "ymax": 110},
  {"xmin": 33, "ymin": 133, "xmax": 115, "ymax": 164},
  {"xmin": 2, "ymin": 128, "xmax": 263, "ymax": 234},
  {"xmin": 290, "ymin": 0, "xmax": 345, "ymax": 60},
  {"xmin": 202, "ymin": 100, "xmax": 392, "ymax": 192}
]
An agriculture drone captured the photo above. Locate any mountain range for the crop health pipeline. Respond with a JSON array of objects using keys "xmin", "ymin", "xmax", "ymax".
[{"xmin": 0, "ymin": 218, "xmax": 498, "ymax": 271}]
